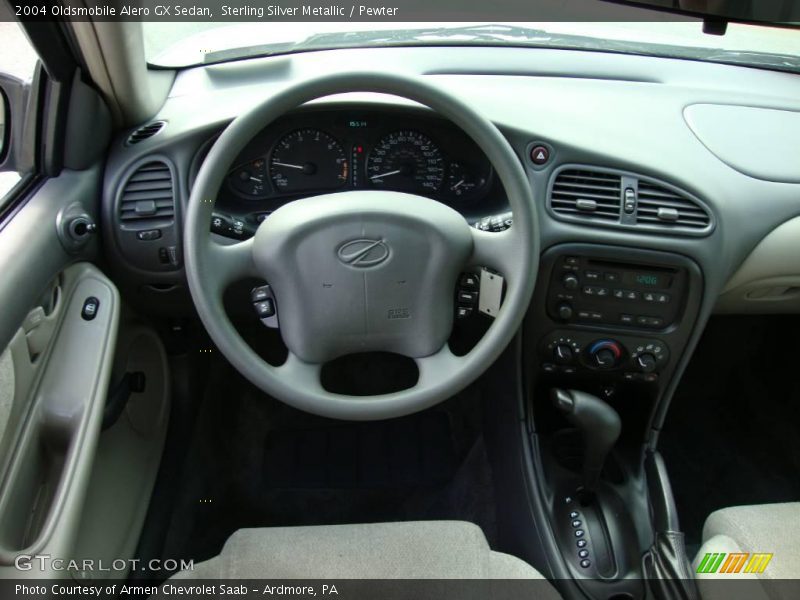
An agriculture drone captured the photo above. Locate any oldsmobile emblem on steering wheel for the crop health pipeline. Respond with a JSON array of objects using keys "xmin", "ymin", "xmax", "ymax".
[{"xmin": 336, "ymin": 239, "xmax": 390, "ymax": 267}]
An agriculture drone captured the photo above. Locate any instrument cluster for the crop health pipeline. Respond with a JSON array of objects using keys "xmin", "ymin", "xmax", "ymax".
[{"xmin": 219, "ymin": 108, "xmax": 497, "ymax": 211}]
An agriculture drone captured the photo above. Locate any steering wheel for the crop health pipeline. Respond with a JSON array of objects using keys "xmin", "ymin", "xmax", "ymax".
[{"xmin": 185, "ymin": 72, "xmax": 538, "ymax": 420}]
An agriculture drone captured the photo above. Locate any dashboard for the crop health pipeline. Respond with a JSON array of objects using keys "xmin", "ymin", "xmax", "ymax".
[
  {"xmin": 101, "ymin": 44, "xmax": 800, "ymax": 424},
  {"xmin": 198, "ymin": 108, "xmax": 505, "ymax": 239}
]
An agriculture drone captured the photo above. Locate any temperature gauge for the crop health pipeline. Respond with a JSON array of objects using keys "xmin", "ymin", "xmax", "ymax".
[
  {"xmin": 229, "ymin": 158, "xmax": 269, "ymax": 199},
  {"xmin": 447, "ymin": 162, "xmax": 487, "ymax": 199}
]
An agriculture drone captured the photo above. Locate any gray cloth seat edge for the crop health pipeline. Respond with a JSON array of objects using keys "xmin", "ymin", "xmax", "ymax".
[
  {"xmin": 165, "ymin": 521, "xmax": 558, "ymax": 586},
  {"xmin": 693, "ymin": 503, "xmax": 800, "ymax": 600}
]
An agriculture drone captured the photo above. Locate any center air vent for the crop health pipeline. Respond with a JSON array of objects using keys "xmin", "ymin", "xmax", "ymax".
[
  {"xmin": 636, "ymin": 180, "xmax": 711, "ymax": 230},
  {"xmin": 550, "ymin": 168, "xmax": 622, "ymax": 222},
  {"xmin": 548, "ymin": 165, "xmax": 713, "ymax": 236},
  {"xmin": 126, "ymin": 121, "xmax": 166, "ymax": 145},
  {"xmin": 118, "ymin": 161, "xmax": 175, "ymax": 227}
]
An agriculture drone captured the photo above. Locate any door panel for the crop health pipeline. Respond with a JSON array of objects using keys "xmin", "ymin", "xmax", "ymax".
[{"xmin": 0, "ymin": 263, "xmax": 119, "ymax": 573}]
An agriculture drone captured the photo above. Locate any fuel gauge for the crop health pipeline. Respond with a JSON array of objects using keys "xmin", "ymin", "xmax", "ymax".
[
  {"xmin": 447, "ymin": 162, "xmax": 487, "ymax": 199},
  {"xmin": 229, "ymin": 158, "xmax": 269, "ymax": 199}
]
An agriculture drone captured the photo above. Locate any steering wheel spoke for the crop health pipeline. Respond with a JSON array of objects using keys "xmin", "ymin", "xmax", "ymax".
[
  {"xmin": 414, "ymin": 344, "xmax": 463, "ymax": 388},
  {"xmin": 275, "ymin": 351, "xmax": 325, "ymax": 392},
  {"xmin": 205, "ymin": 238, "xmax": 259, "ymax": 294},
  {"xmin": 469, "ymin": 227, "xmax": 520, "ymax": 285}
]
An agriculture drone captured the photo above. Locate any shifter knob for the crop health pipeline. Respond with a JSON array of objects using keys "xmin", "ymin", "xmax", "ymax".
[{"xmin": 551, "ymin": 388, "xmax": 621, "ymax": 493}]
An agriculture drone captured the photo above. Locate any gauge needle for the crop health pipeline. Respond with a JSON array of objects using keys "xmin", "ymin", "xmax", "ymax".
[
  {"xmin": 369, "ymin": 169, "xmax": 402, "ymax": 180},
  {"xmin": 451, "ymin": 179, "xmax": 465, "ymax": 190},
  {"xmin": 249, "ymin": 177, "xmax": 262, "ymax": 182},
  {"xmin": 272, "ymin": 162, "xmax": 304, "ymax": 170}
]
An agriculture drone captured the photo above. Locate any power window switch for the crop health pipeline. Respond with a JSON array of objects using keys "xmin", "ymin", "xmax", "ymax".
[{"xmin": 81, "ymin": 297, "xmax": 100, "ymax": 321}]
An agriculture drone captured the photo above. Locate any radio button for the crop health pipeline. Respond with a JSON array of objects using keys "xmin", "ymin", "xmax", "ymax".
[
  {"xmin": 655, "ymin": 293, "xmax": 670, "ymax": 303},
  {"xmin": 604, "ymin": 272, "xmax": 620, "ymax": 282},
  {"xmin": 643, "ymin": 292, "xmax": 656, "ymax": 302},
  {"xmin": 620, "ymin": 314, "xmax": 634, "ymax": 324},
  {"xmin": 585, "ymin": 271, "xmax": 601, "ymax": 281},
  {"xmin": 636, "ymin": 316, "xmax": 664, "ymax": 327}
]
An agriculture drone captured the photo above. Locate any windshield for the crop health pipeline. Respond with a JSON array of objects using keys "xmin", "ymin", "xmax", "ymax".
[{"xmin": 144, "ymin": 21, "xmax": 800, "ymax": 74}]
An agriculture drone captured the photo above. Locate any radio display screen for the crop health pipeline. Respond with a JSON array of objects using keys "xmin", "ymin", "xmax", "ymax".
[{"xmin": 624, "ymin": 271, "xmax": 672, "ymax": 288}]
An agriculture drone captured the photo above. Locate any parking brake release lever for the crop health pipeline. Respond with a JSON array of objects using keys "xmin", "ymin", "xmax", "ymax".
[{"xmin": 551, "ymin": 388, "xmax": 621, "ymax": 495}]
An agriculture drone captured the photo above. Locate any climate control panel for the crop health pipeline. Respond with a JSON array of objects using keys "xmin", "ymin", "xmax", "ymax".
[{"xmin": 541, "ymin": 330, "xmax": 669, "ymax": 383}]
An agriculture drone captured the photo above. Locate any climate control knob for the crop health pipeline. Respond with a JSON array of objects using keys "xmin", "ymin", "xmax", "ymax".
[
  {"xmin": 553, "ymin": 344, "xmax": 574, "ymax": 365},
  {"xmin": 588, "ymin": 340, "xmax": 623, "ymax": 369},
  {"xmin": 636, "ymin": 353, "xmax": 657, "ymax": 373}
]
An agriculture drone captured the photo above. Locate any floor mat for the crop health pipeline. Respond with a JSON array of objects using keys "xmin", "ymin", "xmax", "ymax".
[
  {"xmin": 263, "ymin": 413, "xmax": 455, "ymax": 488},
  {"xmin": 658, "ymin": 316, "xmax": 800, "ymax": 548},
  {"xmin": 157, "ymin": 357, "xmax": 498, "ymax": 568}
]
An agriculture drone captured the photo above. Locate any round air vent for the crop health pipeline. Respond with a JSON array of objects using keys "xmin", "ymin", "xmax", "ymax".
[{"xmin": 126, "ymin": 121, "xmax": 166, "ymax": 146}]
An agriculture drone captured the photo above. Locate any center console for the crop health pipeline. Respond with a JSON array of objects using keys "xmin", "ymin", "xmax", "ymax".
[{"xmin": 522, "ymin": 243, "xmax": 704, "ymax": 600}]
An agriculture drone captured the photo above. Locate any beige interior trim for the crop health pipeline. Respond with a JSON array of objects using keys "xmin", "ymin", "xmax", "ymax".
[
  {"xmin": 68, "ymin": 19, "xmax": 174, "ymax": 127},
  {"xmin": 716, "ymin": 216, "xmax": 800, "ymax": 313}
]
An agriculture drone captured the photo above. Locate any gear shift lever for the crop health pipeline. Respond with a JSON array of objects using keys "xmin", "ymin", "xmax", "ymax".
[{"xmin": 551, "ymin": 388, "xmax": 621, "ymax": 494}]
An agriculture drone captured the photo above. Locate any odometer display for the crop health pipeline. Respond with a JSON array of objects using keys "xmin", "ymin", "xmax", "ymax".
[
  {"xmin": 269, "ymin": 129, "xmax": 348, "ymax": 194},
  {"xmin": 366, "ymin": 130, "xmax": 444, "ymax": 193}
]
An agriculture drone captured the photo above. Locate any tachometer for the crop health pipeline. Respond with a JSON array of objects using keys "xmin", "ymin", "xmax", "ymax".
[
  {"xmin": 366, "ymin": 131, "xmax": 444, "ymax": 193},
  {"xmin": 270, "ymin": 129, "xmax": 348, "ymax": 194}
]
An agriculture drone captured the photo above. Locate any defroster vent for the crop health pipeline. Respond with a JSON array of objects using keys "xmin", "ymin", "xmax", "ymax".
[{"xmin": 126, "ymin": 121, "xmax": 166, "ymax": 145}]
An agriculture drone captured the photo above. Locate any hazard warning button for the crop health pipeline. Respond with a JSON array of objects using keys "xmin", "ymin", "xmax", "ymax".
[{"xmin": 530, "ymin": 145, "xmax": 550, "ymax": 166}]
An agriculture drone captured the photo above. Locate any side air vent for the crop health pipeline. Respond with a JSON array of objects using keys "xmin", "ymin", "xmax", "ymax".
[
  {"xmin": 118, "ymin": 161, "xmax": 175, "ymax": 227},
  {"xmin": 550, "ymin": 168, "xmax": 622, "ymax": 222},
  {"xmin": 636, "ymin": 180, "xmax": 711, "ymax": 231},
  {"xmin": 548, "ymin": 165, "xmax": 714, "ymax": 236},
  {"xmin": 126, "ymin": 121, "xmax": 166, "ymax": 145}
]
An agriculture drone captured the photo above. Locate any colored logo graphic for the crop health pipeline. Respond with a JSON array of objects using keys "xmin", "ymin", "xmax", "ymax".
[{"xmin": 696, "ymin": 552, "xmax": 773, "ymax": 574}]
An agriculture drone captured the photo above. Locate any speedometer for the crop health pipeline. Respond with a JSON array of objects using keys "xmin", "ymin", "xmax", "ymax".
[
  {"xmin": 366, "ymin": 131, "xmax": 444, "ymax": 193},
  {"xmin": 270, "ymin": 129, "xmax": 348, "ymax": 194}
]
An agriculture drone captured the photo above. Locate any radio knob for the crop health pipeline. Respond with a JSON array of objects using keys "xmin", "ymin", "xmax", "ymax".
[
  {"xmin": 589, "ymin": 340, "xmax": 623, "ymax": 369},
  {"xmin": 562, "ymin": 274, "xmax": 579, "ymax": 290},
  {"xmin": 636, "ymin": 353, "xmax": 657, "ymax": 373},
  {"xmin": 553, "ymin": 344, "xmax": 574, "ymax": 365},
  {"xmin": 557, "ymin": 303, "xmax": 574, "ymax": 321}
]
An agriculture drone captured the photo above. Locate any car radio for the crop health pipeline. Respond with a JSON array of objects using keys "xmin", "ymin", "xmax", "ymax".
[{"xmin": 545, "ymin": 255, "xmax": 688, "ymax": 330}]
